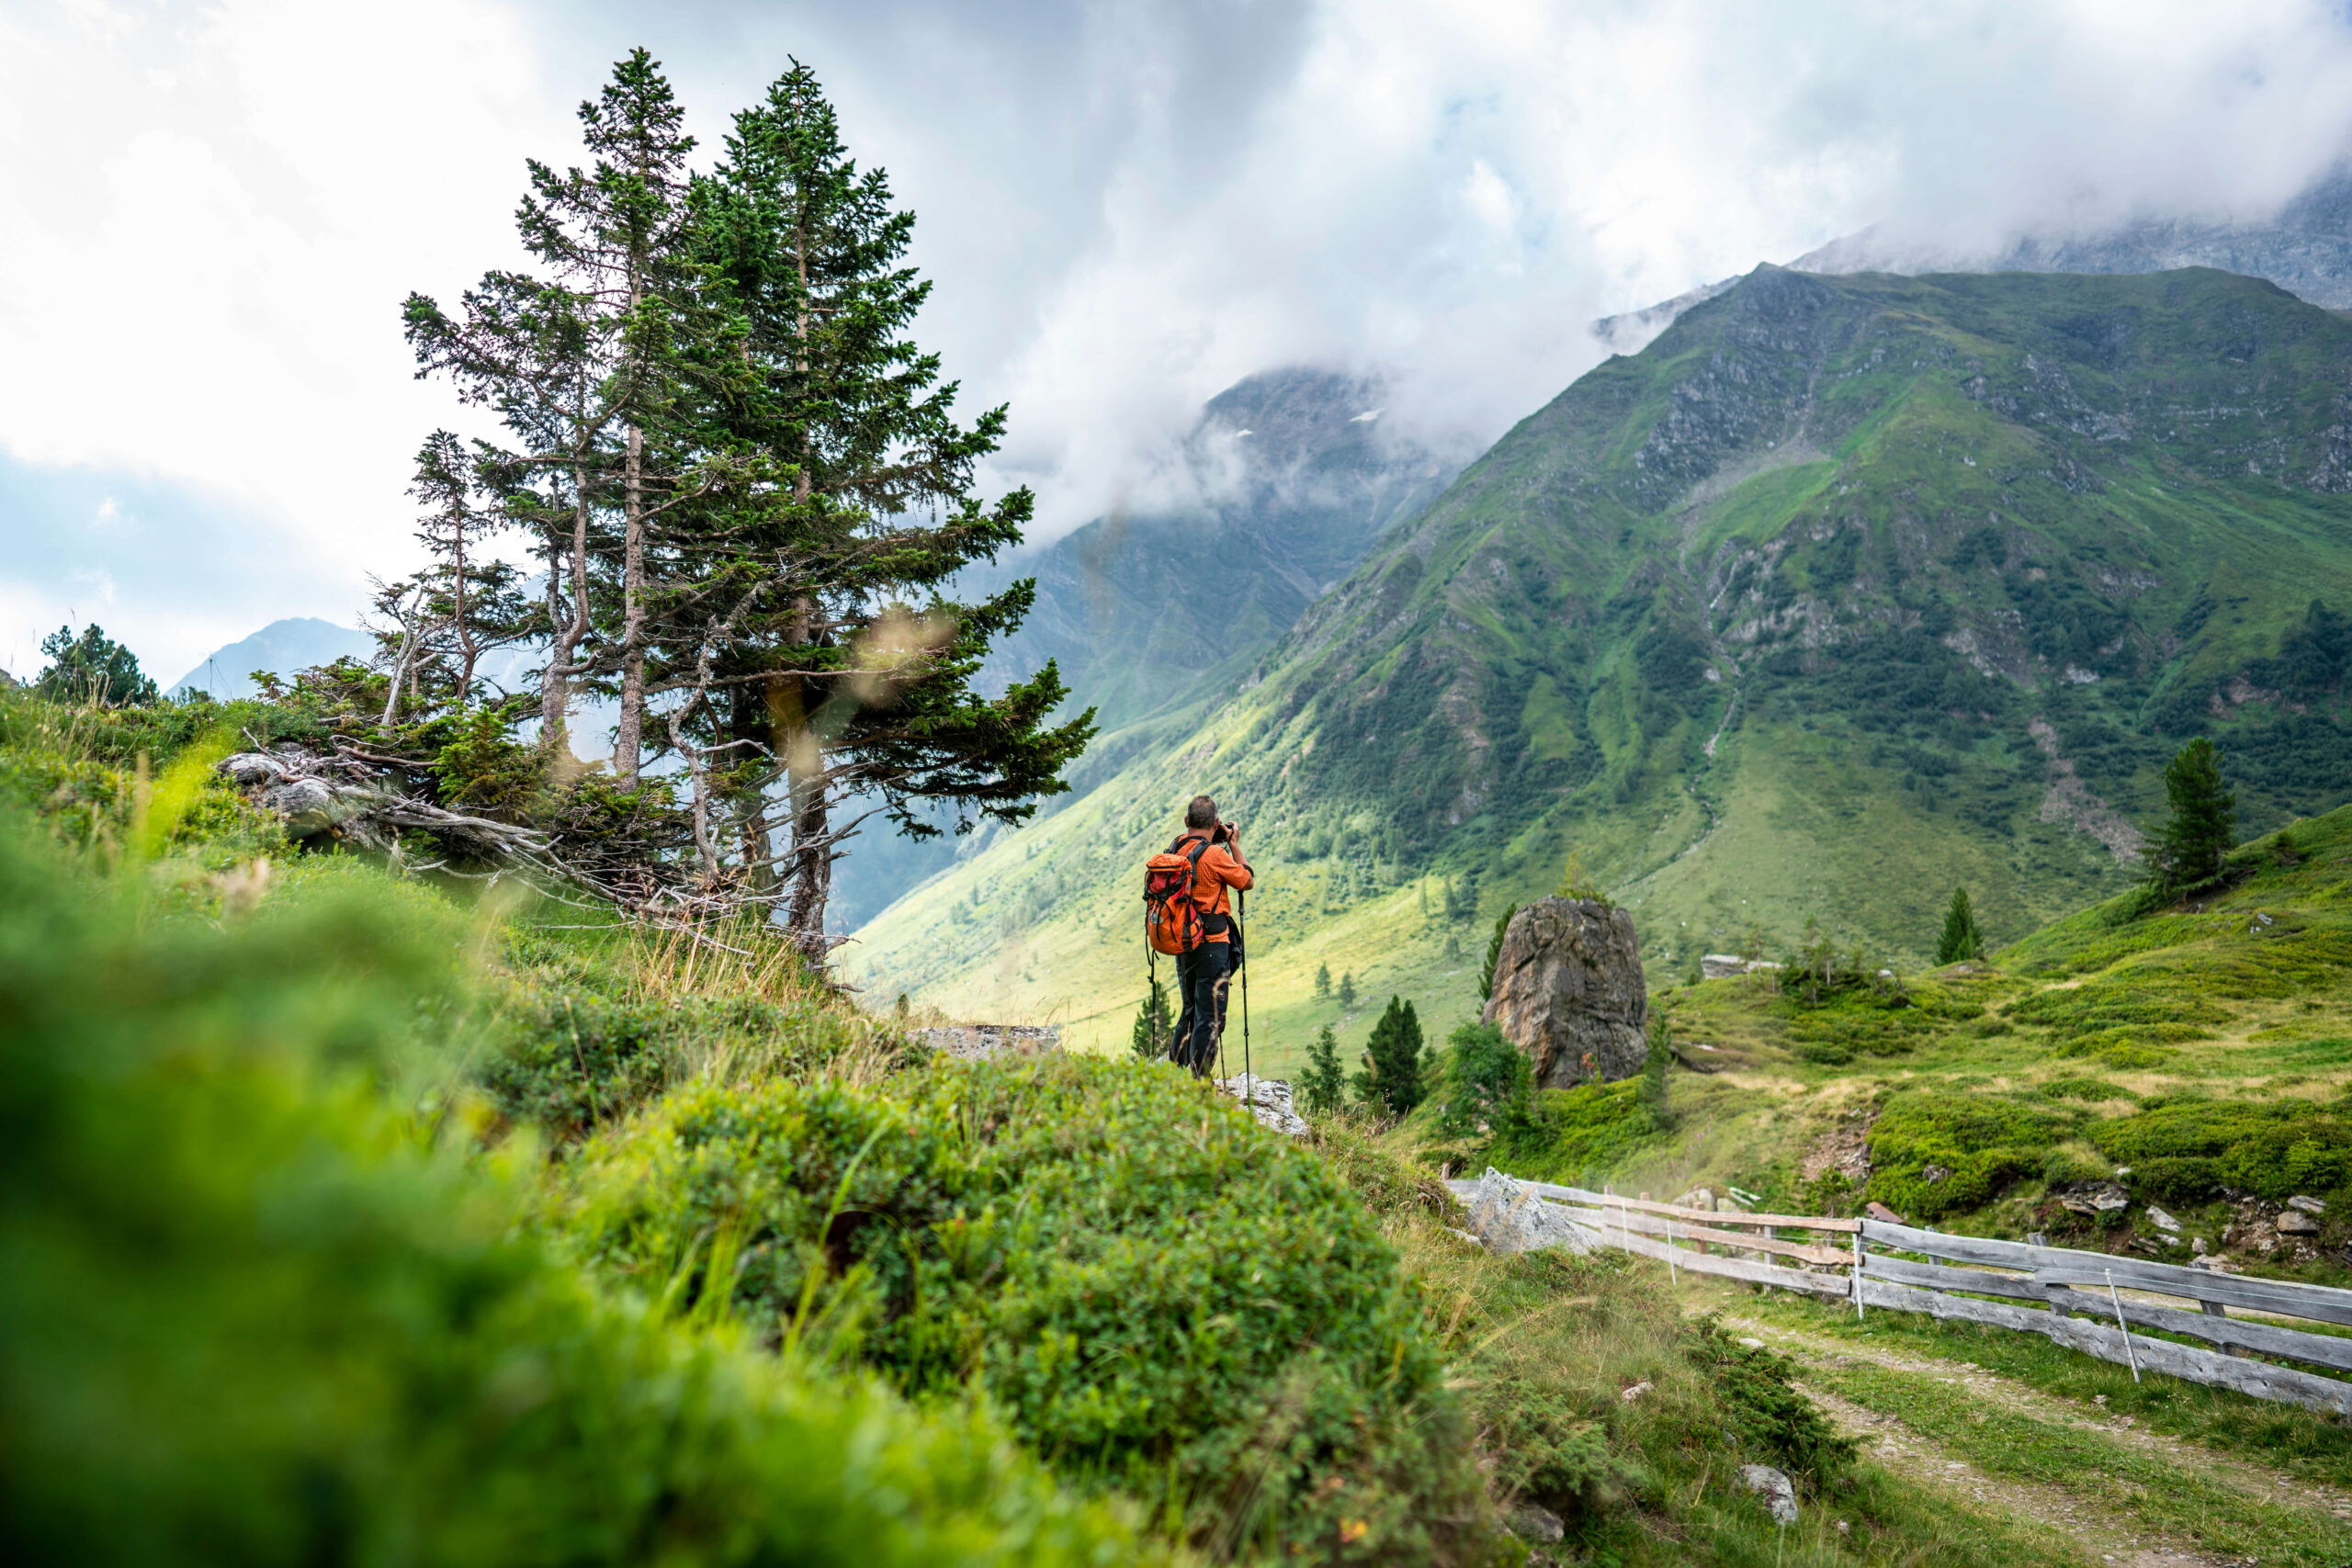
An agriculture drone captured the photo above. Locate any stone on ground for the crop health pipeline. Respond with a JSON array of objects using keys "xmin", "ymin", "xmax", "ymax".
[
  {"xmin": 1217, "ymin": 1074, "xmax": 1307, "ymax": 1135},
  {"xmin": 1464, "ymin": 1168, "xmax": 1599, "ymax": 1255},
  {"xmin": 1740, "ymin": 1464, "xmax": 1798, "ymax": 1526}
]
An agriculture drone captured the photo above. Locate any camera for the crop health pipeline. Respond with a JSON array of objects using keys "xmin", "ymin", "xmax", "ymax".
[{"xmin": 1213, "ymin": 818, "xmax": 1239, "ymax": 844}]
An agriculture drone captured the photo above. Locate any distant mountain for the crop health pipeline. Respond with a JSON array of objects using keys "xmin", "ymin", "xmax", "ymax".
[
  {"xmin": 846, "ymin": 266, "xmax": 2352, "ymax": 1061},
  {"xmin": 1595, "ymin": 166, "xmax": 2352, "ymax": 354},
  {"xmin": 969, "ymin": 367, "xmax": 1463, "ymax": 730},
  {"xmin": 171, "ymin": 618, "xmax": 373, "ymax": 700},
  {"xmin": 825, "ymin": 366, "xmax": 1465, "ymax": 931}
]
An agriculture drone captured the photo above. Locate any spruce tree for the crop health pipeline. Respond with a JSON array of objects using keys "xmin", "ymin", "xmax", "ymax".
[
  {"xmin": 1933, "ymin": 886, "xmax": 1984, "ymax": 964},
  {"xmin": 1313, "ymin": 962, "xmax": 1331, "ymax": 999},
  {"xmin": 1636, "ymin": 1014, "xmax": 1673, "ymax": 1127},
  {"xmin": 2148, "ymin": 738, "xmax": 2236, "ymax": 895},
  {"xmin": 374, "ymin": 434, "xmax": 536, "ymax": 726},
  {"xmin": 1337, "ymin": 971, "xmax": 1357, "ymax": 1010},
  {"xmin": 408, "ymin": 432, "xmax": 535, "ymax": 709},
  {"xmin": 1129, "ymin": 976, "xmax": 1172, "ymax": 1060},
  {"xmin": 34, "ymin": 625, "xmax": 155, "ymax": 707},
  {"xmin": 1300, "ymin": 1024, "xmax": 1344, "ymax": 1114},
  {"xmin": 673, "ymin": 61, "xmax": 1093, "ymax": 945},
  {"xmin": 1351, "ymin": 998, "xmax": 1426, "ymax": 1118}
]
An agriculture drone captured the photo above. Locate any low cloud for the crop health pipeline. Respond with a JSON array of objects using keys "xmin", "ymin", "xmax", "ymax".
[{"xmin": 8, "ymin": 0, "xmax": 2352, "ymax": 669}]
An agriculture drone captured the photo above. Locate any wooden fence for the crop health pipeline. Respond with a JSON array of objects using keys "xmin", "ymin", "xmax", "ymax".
[{"xmin": 1449, "ymin": 1175, "xmax": 2352, "ymax": 1416}]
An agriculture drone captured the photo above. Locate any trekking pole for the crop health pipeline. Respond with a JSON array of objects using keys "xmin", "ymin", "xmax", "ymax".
[{"xmin": 1238, "ymin": 890, "xmax": 1251, "ymax": 1091}]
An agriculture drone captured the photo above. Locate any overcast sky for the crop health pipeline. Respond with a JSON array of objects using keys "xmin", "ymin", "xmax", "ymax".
[{"xmin": 9, "ymin": 0, "xmax": 2352, "ymax": 682}]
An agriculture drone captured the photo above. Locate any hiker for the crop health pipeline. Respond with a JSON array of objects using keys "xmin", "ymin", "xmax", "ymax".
[{"xmin": 1169, "ymin": 795, "xmax": 1251, "ymax": 1077}]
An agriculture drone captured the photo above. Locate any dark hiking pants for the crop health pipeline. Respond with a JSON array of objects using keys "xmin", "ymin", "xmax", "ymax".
[{"xmin": 1173, "ymin": 942, "xmax": 1231, "ymax": 1077}]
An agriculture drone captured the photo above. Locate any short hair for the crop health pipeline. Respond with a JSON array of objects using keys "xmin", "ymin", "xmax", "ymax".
[{"xmin": 1185, "ymin": 795, "xmax": 1217, "ymax": 829}]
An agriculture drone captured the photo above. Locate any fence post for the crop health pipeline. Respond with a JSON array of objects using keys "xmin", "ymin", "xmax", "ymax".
[
  {"xmin": 2200, "ymin": 1298, "xmax": 2249, "ymax": 1358},
  {"xmin": 2104, "ymin": 1270, "xmax": 2142, "ymax": 1383},
  {"xmin": 1851, "ymin": 1232, "xmax": 1864, "ymax": 1321}
]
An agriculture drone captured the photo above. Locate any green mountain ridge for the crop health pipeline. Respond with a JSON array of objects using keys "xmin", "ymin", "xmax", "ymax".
[{"xmin": 846, "ymin": 265, "xmax": 2352, "ymax": 1066}]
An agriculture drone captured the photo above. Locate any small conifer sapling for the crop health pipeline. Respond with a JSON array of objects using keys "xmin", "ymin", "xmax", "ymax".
[
  {"xmin": 1300, "ymin": 1024, "xmax": 1344, "ymax": 1114},
  {"xmin": 1933, "ymin": 886, "xmax": 1984, "ymax": 964},
  {"xmin": 1479, "ymin": 905, "xmax": 1517, "ymax": 1001},
  {"xmin": 1129, "ymin": 976, "xmax": 1172, "ymax": 1060},
  {"xmin": 1351, "ymin": 997, "xmax": 1426, "ymax": 1118}
]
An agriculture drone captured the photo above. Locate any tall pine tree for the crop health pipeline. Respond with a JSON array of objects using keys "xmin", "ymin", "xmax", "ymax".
[
  {"xmin": 405, "ymin": 50, "xmax": 737, "ymax": 779},
  {"xmin": 670, "ymin": 62, "xmax": 1093, "ymax": 948},
  {"xmin": 2148, "ymin": 738, "xmax": 2236, "ymax": 895}
]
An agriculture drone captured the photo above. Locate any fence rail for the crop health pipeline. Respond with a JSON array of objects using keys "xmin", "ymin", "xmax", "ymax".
[{"xmin": 1449, "ymin": 1175, "xmax": 2352, "ymax": 1416}]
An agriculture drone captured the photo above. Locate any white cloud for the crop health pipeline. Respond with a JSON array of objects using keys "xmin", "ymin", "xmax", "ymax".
[{"xmin": 8, "ymin": 0, "xmax": 2352, "ymax": 674}]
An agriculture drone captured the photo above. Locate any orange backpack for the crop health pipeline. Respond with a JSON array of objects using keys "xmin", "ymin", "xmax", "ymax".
[{"xmin": 1143, "ymin": 835, "xmax": 1214, "ymax": 955}]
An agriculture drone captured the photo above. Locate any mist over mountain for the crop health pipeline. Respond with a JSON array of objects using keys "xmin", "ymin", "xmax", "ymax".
[
  {"xmin": 1598, "ymin": 165, "xmax": 2352, "ymax": 355},
  {"xmin": 847, "ymin": 265, "xmax": 2352, "ymax": 1049},
  {"xmin": 826, "ymin": 367, "xmax": 1465, "ymax": 931}
]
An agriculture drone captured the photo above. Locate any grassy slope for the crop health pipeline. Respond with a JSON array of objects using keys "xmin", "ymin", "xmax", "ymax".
[
  {"xmin": 5, "ymin": 685, "xmax": 2146, "ymax": 1567},
  {"xmin": 1436, "ymin": 801, "xmax": 2352, "ymax": 1289},
  {"xmin": 848, "ymin": 266, "xmax": 2352, "ymax": 1077}
]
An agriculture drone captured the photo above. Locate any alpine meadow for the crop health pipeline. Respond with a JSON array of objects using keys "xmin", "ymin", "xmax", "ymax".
[{"xmin": 11, "ymin": 18, "xmax": 2352, "ymax": 1568}]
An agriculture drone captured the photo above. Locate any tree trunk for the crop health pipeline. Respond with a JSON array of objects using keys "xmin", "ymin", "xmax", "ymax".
[
  {"xmin": 784, "ymin": 750, "xmax": 831, "ymax": 955},
  {"xmin": 540, "ymin": 467, "xmax": 594, "ymax": 750},
  {"xmin": 615, "ymin": 419, "xmax": 647, "ymax": 784}
]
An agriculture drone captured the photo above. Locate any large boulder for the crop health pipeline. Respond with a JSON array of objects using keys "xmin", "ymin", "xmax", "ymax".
[{"xmin": 1481, "ymin": 897, "xmax": 1648, "ymax": 1086}]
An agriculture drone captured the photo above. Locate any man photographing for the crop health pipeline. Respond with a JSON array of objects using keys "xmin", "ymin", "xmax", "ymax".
[{"xmin": 1171, "ymin": 794, "xmax": 1251, "ymax": 1077}]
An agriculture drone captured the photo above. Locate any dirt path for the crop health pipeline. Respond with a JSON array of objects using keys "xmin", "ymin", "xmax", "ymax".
[
  {"xmin": 1794, "ymin": 1382, "xmax": 2218, "ymax": 1568},
  {"xmin": 1720, "ymin": 1313, "xmax": 2352, "ymax": 1565}
]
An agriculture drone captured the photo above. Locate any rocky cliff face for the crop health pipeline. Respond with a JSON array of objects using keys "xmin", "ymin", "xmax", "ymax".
[{"xmin": 1481, "ymin": 897, "xmax": 1649, "ymax": 1087}]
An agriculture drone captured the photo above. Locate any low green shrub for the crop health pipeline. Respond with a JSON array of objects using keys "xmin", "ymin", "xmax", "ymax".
[
  {"xmin": 2035, "ymin": 1076, "xmax": 2139, "ymax": 1102},
  {"xmin": 1865, "ymin": 1092, "xmax": 2072, "ymax": 1219},
  {"xmin": 0, "ymin": 816, "xmax": 1158, "ymax": 1568},
  {"xmin": 2089, "ymin": 1097, "xmax": 2352, "ymax": 1202},
  {"xmin": 548, "ymin": 1055, "xmax": 1487, "ymax": 1564},
  {"xmin": 1490, "ymin": 1077, "xmax": 1667, "ymax": 1185},
  {"xmin": 1685, "ymin": 1318, "xmax": 1860, "ymax": 1488}
]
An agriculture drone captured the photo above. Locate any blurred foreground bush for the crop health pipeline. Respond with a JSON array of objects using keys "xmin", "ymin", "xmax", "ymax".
[
  {"xmin": 0, "ymin": 818, "xmax": 1166, "ymax": 1567},
  {"xmin": 548, "ymin": 1055, "xmax": 1489, "ymax": 1563}
]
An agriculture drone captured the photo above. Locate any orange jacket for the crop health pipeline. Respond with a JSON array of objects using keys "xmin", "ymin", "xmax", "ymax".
[{"xmin": 1177, "ymin": 832, "xmax": 1252, "ymax": 940}]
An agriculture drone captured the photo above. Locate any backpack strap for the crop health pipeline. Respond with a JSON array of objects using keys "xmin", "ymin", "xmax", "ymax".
[{"xmin": 1170, "ymin": 833, "xmax": 1213, "ymax": 876}]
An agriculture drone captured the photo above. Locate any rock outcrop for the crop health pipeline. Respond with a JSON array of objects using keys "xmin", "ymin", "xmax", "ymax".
[
  {"xmin": 1462, "ymin": 1168, "xmax": 1599, "ymax": 1255},
  {"xmin": 1218, "ymin": 1074, "xmax": 1308, "ymax": 1136},
  {"xmin": 1481, "ymin": 897, "xmax": 1649, "ymax": 1086},
  {"xmin": 913, "ymin": 1025, "xmax": 1062, "ymax": 1062}
]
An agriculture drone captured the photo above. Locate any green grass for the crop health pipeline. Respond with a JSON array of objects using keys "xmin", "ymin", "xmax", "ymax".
[
  {"xmin": 1713, "ymin": 1283, "xmax": 2352, "ymax": 1562},
  {"xmin": 9, "ymin": 681, "xmax": 2192, "ymax": 1565},
  {"xmin": 1320, "ymin": 1117, "xmax": 2091, "ymax": 1568},
  {"xmin": 0, "ymin": 793, "xmax": 1170, "ymax": 1567}
]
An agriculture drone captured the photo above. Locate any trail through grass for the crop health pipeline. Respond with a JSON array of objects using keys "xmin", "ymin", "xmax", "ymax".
[{"xmin": 1676, "ymin": 1278, "xmax": 2352, "ymax": 1567}]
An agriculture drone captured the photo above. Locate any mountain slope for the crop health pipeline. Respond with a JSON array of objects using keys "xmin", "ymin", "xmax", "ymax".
[{"xmin": 845, "ymin": 266, "xmax": 2352, "ymax": 1066}]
